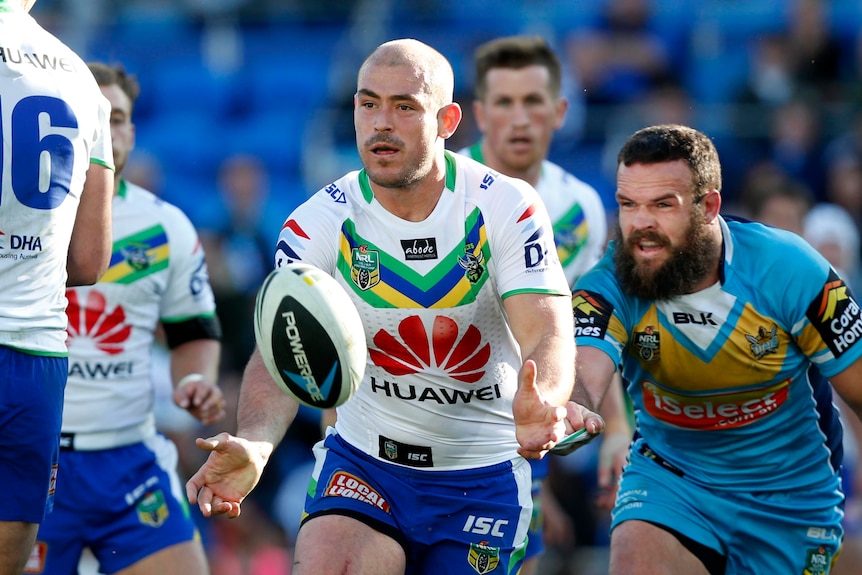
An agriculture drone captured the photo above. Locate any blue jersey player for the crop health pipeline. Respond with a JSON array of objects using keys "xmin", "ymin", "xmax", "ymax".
[{"xmin": 570, "ymin": 124, "xmax": 862, "ymax": 574}]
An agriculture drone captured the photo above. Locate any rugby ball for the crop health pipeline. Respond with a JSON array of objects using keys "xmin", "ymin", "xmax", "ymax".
[{"xmin": 253, "ymin": 263, "xmax": 366, "ymax": 409}]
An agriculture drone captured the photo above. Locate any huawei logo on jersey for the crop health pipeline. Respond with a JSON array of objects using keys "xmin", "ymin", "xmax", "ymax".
[
  {"xmin": 368, "ymin": 315, "xmax": 490, "ymax": 383},
  {"xmin": 65, "ymin": 290, "xmax": 131, "ymax": 355}
]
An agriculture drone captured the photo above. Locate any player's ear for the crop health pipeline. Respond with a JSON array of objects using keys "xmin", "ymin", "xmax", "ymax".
[
  {"xmin": 700, "ymin": 189, "xmax": 722, "ymax": 221},
  {"xmin": 438, "ymin": 102, "xmax": 462, "ymax": 140}
]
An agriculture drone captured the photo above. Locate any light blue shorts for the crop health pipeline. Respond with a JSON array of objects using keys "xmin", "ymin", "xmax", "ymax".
[
  {"xmin": 612, "ymin": 443, "xmax": 844, "ymax": 574},
  {"xmin": 34, "ymin": 435, "xmax": 198, "ymax": 575},
  {"xmin": 303, "ymin": 431, "xmax": 532, "ymax": 575},
  {"xmin": 0, "ymin": 346, "xmax": 66, "ymax": 523}
]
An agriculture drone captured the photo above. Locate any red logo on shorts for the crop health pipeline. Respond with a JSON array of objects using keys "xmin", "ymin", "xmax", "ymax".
[
  {"xmin": 23, "ymin": 542, "xmax": 46, "ymax": 573},
  {"xmin": 369, "ymin": 315, "xmax": 490, "ymax": 383},
  {"xmin": 65, "ymin": 290, "xmax": 131, "ymax": 355},
  {"xmin": 325, "ymin": 471, "xmax": 390, "ymax": 513}
]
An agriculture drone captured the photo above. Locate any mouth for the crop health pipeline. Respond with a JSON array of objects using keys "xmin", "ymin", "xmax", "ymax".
[{"xmin": 370, "ymin": 143, "xmax": 399, "ymax": 156}]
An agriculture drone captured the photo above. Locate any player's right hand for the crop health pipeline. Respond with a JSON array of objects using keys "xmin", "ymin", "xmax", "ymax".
[{"xmin": 185, "ymin": 432, "xmax": 271, "ymax": 519}]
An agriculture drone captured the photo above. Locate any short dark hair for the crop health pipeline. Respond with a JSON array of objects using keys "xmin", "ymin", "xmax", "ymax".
[
  {"xmin": 617, "ymin": 124, "xmax": 722, "ymax": 198},
  {"xmin": 87, "ymin": 62, "xmax": 141, "ymax": 111},
  {"xmin": 473, "ymin": 35, "xmax": 562, "ymax": 101}
]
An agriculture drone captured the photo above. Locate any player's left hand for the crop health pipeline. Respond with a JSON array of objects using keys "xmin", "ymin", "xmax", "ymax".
[
  {"xmin": 513, "ymin": 359, "xmax": 568, "ymax": 459},
  {"xmin": 174, "ymin": 378, "xmax": 226, "ymax": 425}
]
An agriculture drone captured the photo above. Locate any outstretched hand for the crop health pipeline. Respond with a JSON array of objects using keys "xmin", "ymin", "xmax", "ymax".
[
  {"xmin": 174, "ymin": 378, "xmax": 225, "ymax": 426},
  {"xmin": 185, "ymin": 432, "xmax": 271, "ymax": 519},
  {"xmin": 513, "ymin": 359, "xmax": 569, "ymax": 459}
]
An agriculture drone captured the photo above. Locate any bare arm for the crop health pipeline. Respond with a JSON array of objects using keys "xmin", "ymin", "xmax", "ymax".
[
  {"xmin": 504, "ymin": 292, "xmax": 575, "ymax": 406},
  {"xmin": 505, "ymin": 292, "xmax": 596, "ymax": 458},
  {"xmin": 186, "ymin": 346, "xmax": 299, "ymax": 518},
  {"xmin": 827, "ymin": 357, "xmax": 862, "ymax": 424},
  {"xmin": 67, "ymin": 163, "xmax": 113, "ymax": 286},
  {"xmin": 169, "ymin": 338, "xmax": 224, "ymax": 426}
]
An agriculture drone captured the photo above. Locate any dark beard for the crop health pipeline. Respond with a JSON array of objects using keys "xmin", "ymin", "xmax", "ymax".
[{"xmin": 613, "ymin": 214, "xmax": 719, "ymax": 301}]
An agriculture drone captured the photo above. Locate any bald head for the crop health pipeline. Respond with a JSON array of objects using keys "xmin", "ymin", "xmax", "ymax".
[{"xmin": 358, "ymin": 39, "xmax": 455, "ymax": 108}]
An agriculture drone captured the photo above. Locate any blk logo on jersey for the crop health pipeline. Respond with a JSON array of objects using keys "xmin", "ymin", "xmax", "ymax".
[
  {"xmin": 401, "ymin": 237, "xmax": 438, "ymax": 261},
  {"xmin": 572, "ymin": 290, "xmax": 612, "ymax": 339},
  {"xmin": 642, "ymin": 378, "xmax": 789, "ymax": 430},
  {"xmin": 65, "ymin": 290, "xmax": 131, "ymax": 355},
  {"xmin": 806, "ymin": 270, "xmax": 862, "ymax": 357},
  {"xmin": 369, "ymin": 315, "xmax": 490, "ymax": 383}
]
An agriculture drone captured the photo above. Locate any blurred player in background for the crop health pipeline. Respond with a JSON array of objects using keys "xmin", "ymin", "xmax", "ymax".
[
  {"xmin": 0, "ymin": 2, "xmax": 114, "ymax": 574},
  {"xmin": 187, "ymin": 38, "xmax": 603, "ymax": 575},
  {"xmin": 29, "ymin": 62, "xmax": 223, "ymax": 575},
  {"xmin": 461, "ymin": 34, "xmax": 629, "ymax": 573},
  {"xmin": 572, "ymin": 124, "xmax": 862, "ymax": 574}
]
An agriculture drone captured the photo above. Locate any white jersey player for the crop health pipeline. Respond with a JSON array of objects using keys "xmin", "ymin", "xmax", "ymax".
[
  {"xmin": 31, "ymin": 63, "xmax": 222, "ymax": 575},
  {"xmin": 0, "ymin": 2, "xmax": 114, "ymax": 573},
  {"xmin": 186, "ymin": 39, "xmax": 602, "ymax": 575}
]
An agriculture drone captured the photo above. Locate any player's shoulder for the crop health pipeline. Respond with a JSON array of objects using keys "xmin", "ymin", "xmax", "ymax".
[{"xmin": 724, "ymin": 215, "xmax": 825, "ymax": 274}]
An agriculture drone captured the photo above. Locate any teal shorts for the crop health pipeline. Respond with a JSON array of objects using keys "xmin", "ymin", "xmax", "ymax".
[{"xmin": 612, "ymin": 442, "xmax": 844, "ymax": 574}]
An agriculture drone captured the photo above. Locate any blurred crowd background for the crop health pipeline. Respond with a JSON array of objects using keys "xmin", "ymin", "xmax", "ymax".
[{"xmin": 31, "ymin": 0, "xmax": 862, "ymax": 573}]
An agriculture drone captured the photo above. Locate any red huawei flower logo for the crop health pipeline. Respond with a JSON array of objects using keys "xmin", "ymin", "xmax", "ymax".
[
  {"xmin": 369, "ymin": 315, "xmax": 491, "ymax": 383},
  {"xmin": 65, "ymin": 290, "xmax": 131, "ymax": 355}
]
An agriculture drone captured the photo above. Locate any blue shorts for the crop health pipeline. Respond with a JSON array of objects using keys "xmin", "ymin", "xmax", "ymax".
[
  {"xmin": 612, "ymin": 443, "xmax": 845, "ymax": 574},
  {"xmin": 525, "ymin": 457, "xmax": 550, "ymax": 560},
  {"xmin": 303, "ymin": 432, "xmax": 532, "ymax": 575},
  {"xmin": 0, "ymin": 346, "xmax": 66, "ymax": 523},
  {"xmin": 33, "ymin": 435, "xmax": 199, "ymax": 575}
]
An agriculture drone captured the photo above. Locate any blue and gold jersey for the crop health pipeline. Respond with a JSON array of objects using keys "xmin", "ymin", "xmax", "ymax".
[{"xmin": 574, "ymin": 216, "xmax": 862, "ymax": 491}]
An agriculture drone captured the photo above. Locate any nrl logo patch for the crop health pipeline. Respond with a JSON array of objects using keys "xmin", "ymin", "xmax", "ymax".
[
  {"xmin": 384, "ymin": 439, "xmax": 398, "ymax": 460},
  {"xmin": 803, "ymin": 545, "xmax": 831, "ymax": 575},
  {"xmin": 350, "ymin": 245, "xmax": 380, "ymax": 290},
  {"xmin": 632, "ymin": 326, "xmax": 660, "ymax": 361},
  {"xmin": 136, "ymin": 490, "xmax": 169, "ymax": 528},
  {"xmin": 467, "ymin": 540, "xmax": 500, "ymax": 574}
]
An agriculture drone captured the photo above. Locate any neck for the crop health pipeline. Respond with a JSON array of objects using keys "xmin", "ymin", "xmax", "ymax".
[{"xmin": 480, "ymin": 141, "xmax": 542, "ymax": 187}]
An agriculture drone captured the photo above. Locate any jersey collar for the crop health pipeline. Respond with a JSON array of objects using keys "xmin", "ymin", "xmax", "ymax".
[{"xmin": 358, "ymin": 150, "xmax": 457, "ymax": 204}]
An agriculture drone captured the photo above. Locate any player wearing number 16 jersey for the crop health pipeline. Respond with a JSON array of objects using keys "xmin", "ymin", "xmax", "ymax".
[{"xmin": 0, "ymin": 2, "xmax": 114, "ymax": 574}]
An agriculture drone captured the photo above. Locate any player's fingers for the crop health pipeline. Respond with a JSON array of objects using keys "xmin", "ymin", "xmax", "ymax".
[{"xmin": 518, "ymin": 359, "xmax": 538, "ymax": 393}]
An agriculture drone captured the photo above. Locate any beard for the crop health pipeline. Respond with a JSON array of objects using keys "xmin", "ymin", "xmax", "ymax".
[{"xmin": 613, "ymin": 212, "xmax": 720, "ymax": 301}]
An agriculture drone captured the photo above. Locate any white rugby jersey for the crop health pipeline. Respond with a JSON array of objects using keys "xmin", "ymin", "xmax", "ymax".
[
  {"xmin": 460, "ymin": 144, "xmax": 607, "ymax": 286},
  {"xmin": 275, "ymin": 151, "xmax": 570, "ymax": 469},
  {"xmin": 62, "ymin": 181, "xmax": 216, "ymax": 434},
  {"xmin": 0, "ymin": 1, "xmax": 113, "ymax": 354}
]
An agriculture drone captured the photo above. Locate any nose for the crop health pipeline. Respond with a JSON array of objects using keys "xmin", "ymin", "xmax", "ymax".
[
  {"xmin": 373, "ymin": 106, "xmax": 394, "ymax": 132},
  {"xmin": 630, "ymin": 205, "xmax": 656, "ymax": 230},
  {"xmin": 512, "ymin": 103, "xmax": 529, "ymax": 127}
]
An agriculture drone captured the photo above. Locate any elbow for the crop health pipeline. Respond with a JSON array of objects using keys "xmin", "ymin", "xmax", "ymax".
[{"xmin": 66, "ymin": 252, "xmax": 110, "ymax": 287}]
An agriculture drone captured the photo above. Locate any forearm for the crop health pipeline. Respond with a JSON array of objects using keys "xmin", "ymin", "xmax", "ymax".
[
  {"xmin": 572, "ymin": 346, "xmax": 617, "ymax": 412},
  {"xmin": 169, "ymin": 338, "xmax": 220, "ymax": 385},
  {"xmin": 236, "ymin": 347, "xmax": 299, "ymax": 450},
  {"xmin": 526, "ymin": 332, "xmax": 575, "ymax": 407}
]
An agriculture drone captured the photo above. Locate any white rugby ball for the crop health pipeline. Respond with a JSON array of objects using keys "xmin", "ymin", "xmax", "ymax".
[{"xmin": 253, "ymin": 263, "xmax": 366, "ymax": 408}]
